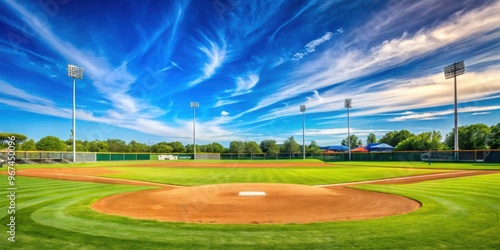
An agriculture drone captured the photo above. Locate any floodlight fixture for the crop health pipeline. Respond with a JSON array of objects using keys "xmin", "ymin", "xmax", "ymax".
[
  {"xmin": 344, "ymin": 98, "xmax": 352, "ymax": 109},
  {"xmin": 444, "ymin": 61, "xmax": 465, "ymax": 153},
  {"xmin": 190, "ymin": 102, "xmax": 199, "ymax": 160},
  {"xmin": 190, "ymin": 102, "xmax": 199, "ymax": 108},
  {"xmin": 68, "ymin": 64, "xmax": 84, "ymax": 79},
  {"xmin": 67, "ymin": 64, "xmax": 84, "ymax": 163},
  {"xmin": 444, "ymin": 60, "xmax": 464, "ymax": 79},
  {"xmin": 345, "ymin": 99, "xmax": 352, "ymax": 161},
  {"xmin": 300, "ymin": 105, "xmax": 306, "ymax": 159}
]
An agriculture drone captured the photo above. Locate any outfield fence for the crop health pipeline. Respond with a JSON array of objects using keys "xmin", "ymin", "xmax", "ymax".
[{"xmin": 2, "ymin": 150, "xmax": 499, "ymax": 163}]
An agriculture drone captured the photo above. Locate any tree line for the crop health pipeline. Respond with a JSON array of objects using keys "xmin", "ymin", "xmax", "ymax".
[
  {"xmin": 1, "ymin": 122, "xmax": 499, "ymax": 153},
  {"xmin": 340, "ymin": 122, "xmax": 500, "ymax": 151}
]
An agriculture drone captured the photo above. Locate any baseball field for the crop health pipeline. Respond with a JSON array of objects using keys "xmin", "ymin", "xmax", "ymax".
[{"xmin": 1, "ymin": 159, "xmax": 500, "ymax": 249}]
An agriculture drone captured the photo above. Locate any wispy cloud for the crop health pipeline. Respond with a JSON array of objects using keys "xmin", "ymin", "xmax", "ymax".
[
  {"xmin": 187, "ymin": 32, "xmax": 227, "ymax": 87},
  {"xmin": 214, "ymin": 99, "xmax": 241, "ymax": 107},
  {"xmin": 268, "ymin": 0, "xmax": 317, "ymax": 42},
  {"xmin": 225, "ymin": 73, "xmax": 260, "ymax": 97},
  {"xmin": 292, "ymin": 31, "xmax": 334, "ymax": 61},
  {"xmin": 255, "ymin": 66, "xmax": 500, "ymax": 123},
  {"xmin": 472, "ymin": 112, "xmax": 491, "ymax": 116},
  {"xmin": 389, "ymin": 106, "xmax": 500, "ymax": 122},
  {"xmin": 244, "ymin": 0, "xmax": 500, "ymax": 117},
  {"xmin": 0, "ymin": 80, "xmax": 54, "ymax": 106},
  {"xmin": 1, "ymin": 0, "xmax": 240, "ymax": 143}
]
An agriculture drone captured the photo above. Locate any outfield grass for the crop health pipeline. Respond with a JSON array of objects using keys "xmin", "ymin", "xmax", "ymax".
[
  {"xmin": 13, "ymin": 159, "xmax": 500, "ymax": 170},
  {"xmin": 1, "ymin": 172, "xmax": 499, "ymax": 249},
  {"xmin": 102, "ymin": 166, "xmax": 449, "ymax": 186},
  {"xmin": 334, "ymin": 160, "xmax": 500, "ymax": 170}
]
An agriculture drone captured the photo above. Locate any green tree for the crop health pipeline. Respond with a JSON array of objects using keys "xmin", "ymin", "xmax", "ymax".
[
  {"xmin": 36, "ymin": 136, "xmax": 66, "ymax": 151},
  {"xmin": 244, "ymin": 141, "xmax": 263, "ymax": 156},
  {"xmin": 366, "ymin": 133, "xmax": 377, "ymax": 145},
  {"xmin": 169, "ymin": 141, "xmax": 185, "ymax": 153},
  {"xmin": 282, "ymin": 136, "xmax": 300, "ymax": 159},
  {"xmin": 150, "ymin": 142, "xmax": 174, "ymax": 153},
  {"xmin": 209, "ymin": 142, "xmax": 226, "ymax": 153},
  {"xmin": 445, "ymin": 124, "xmax": 491, "ymax": 150},
  {"xmin": 20, "ymin": 139, "xmax": 37, "ymax": 151},
  {"xmin": 66, "ymin": 139, "xmax": 88, "ymax": 152},
  {"xmin": 379, "ymin": 130, "xmax": 413, "ymax": 147},
  {"xmin": 260, "ymin": 140, "xmax": 280, "ymax": 155},
  {"xmin": 87, "ymin": 140, "xmax": 108, "ymax": 152},
  {"xmin": 341, "ymin": 134, "xmax": 360, "ymax": 149},
  {"xmin": 395, "ymin": 131, "xmax": 443, "ymax": 151},
  {"xmin": 0, "ymin": 132, "xmax": 27, "ymax": 148},
  {"xmin": 307, "ymin": 140, "xmax": 323, "ymax": 154},
  {"xmin": 107, "ymin": 139, "xmax": 128, "ymax": 152},
  {"xmin": 489, "ymin": 122, "xmax": 500, "ymax": 149},
  {"xmin": 229, "ymin": 141, "xmax": 245, "ymax": 153},
  {"xmin": 127, "ymin": 140, "xmax": 149, "ymax": 152},
  {"xmin": 184, "ymin": 144, "xmax": 200, "ymax": 153}
]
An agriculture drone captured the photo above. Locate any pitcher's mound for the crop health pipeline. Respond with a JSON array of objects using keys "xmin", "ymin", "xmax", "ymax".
[{"xmin": 92, "ymin": 183, "xmax": 420, "ymax": 224}]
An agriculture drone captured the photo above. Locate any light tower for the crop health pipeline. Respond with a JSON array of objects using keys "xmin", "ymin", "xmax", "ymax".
[
  {"xmin": 67, "ymin": 64, "xmax": 84, "ymax": 163},
  {"xmin": 344, "ymin": 99, "xmax": 352, "ymax": 161},
  {"xmin": 190, "ymin": 102, "xmax": 199, "ymax": 160},
  {"xmin": 300, "ymin": 105, "xmax": 306, "ymax": 160},
  {"xmin": 444, "ymin": 60, "xmax": 465, "ymax": 156}
]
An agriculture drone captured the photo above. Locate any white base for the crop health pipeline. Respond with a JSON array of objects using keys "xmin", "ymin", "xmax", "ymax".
[{"xmin": 239, "ymin": 191, "xmax": 266, "ymax": 196}]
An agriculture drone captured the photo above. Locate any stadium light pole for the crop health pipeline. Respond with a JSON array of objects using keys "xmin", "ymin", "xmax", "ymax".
[
  {"xmin": 345, "ymin": 99, "xmax": 352, "ymax": 161},
  {"xmin": 190, "ymin": 102, "xmax": 199, "ymax": 160},
  {"xmin": 67, "ymin": 64, "xmax": 84, "ymax": 163},
  {"xmin": 444, "ymin": 61, "xmax": 465, "ymax": 156},
  {"xmin": 300, "ymin": 105, "xmax": 306, "ymax": 160}
]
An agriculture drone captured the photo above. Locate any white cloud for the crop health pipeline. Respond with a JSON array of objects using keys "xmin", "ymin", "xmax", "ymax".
[
  {"xmin": 255, "ymin": 67, "xmax": 500, "ymax": 123},
  {"xmin": 247, "ymin": 1, "xmax": 500, "ymax": 115},
  {"xmin": 221, "ymin": 111, "xmax": 229, "ymax": 116},
  {"xmin": 214, "ymin": 99, "xmax": 241, "ymax": 107},
  {"xmin": 187, "ymin": 32, "xmax": 227, "ymax": 87},
  {"xmin": 472, "ymin": 112, "xmax": 491, "ymax": 116},
  {"xmin": 0, "ymin": 80, "xmax": 54, "ymax": 105},
  {"xmin": 292, "ymin": 32, "xmax": 333, "ymax": 61},
  {"xmin": 389, "ymin": 105, "xmax": 500, "ymax": 122},
  {"xmin": 235, "ymin": 73, "xmax": 259, "ymax": 93}
]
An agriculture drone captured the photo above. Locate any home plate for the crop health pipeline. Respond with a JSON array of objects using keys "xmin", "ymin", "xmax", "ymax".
[{"xmin": 239, "ymin": 191, "xmax": 266, "ymax": 196}]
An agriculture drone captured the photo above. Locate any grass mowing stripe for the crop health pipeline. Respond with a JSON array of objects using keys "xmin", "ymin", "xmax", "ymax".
[
  {"xmin": 103, "ymin": 166, "xmax": 446, "ymax": 186},
  {"xmin": 332, "ymin": 161, "xmax": 500, "ymax": 170}
]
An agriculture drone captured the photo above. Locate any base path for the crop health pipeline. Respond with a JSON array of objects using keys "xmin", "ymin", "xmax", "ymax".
[{"xmin": 91, "ymin": 183, "xmax": 420, "ymax": 224}]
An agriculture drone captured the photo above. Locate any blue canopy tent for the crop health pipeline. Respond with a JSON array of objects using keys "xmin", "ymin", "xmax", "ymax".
[
  {"xmin": 321, "ymin": 145, "xmax": 349, "ymax": 152},
  {"xmin": 366, "ymin": 143, "xmax": 394, "ymax": 152}
]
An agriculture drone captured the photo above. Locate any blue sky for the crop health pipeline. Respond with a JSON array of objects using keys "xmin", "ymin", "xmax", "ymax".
[{"xmin": 1, "ymin": 0, "xmax": 499, "ymax": 147}]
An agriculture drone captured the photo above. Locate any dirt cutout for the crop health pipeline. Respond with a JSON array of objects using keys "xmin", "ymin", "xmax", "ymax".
[{"xmin": 92, "ymin": 183, "xmax": 420, "ymax": 224}]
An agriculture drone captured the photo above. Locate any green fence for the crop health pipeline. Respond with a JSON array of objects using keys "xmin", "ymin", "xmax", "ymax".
[{"xmin": 96, "ymin": 153, "xmax": 152, "ymax": 161}]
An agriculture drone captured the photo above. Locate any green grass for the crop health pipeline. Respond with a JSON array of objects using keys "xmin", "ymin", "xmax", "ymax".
[
  {"xmin": 2, "ymin": 160, "xmax": 500, "ymax": 249},
  {"xmin": 12, "ymin": 159, "xmax": 500, "ymax": 170},
  {"xmin": 11, "ymin": 159, "xmax": 324, "ymax": 170},
  {"xmin": 334, "ymin": 161, "xmax": 500, "ymax": 169},
  {"xmin": 1, "ymin": 173, "xmax": 499, "ymax": 249},
  {"xmin": 102, "ymin": 166, "xmax": 449, "ymax": 186}
]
